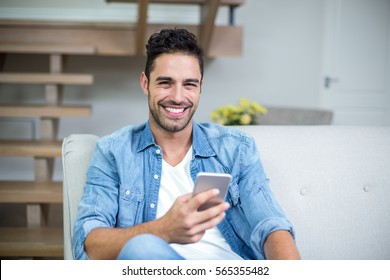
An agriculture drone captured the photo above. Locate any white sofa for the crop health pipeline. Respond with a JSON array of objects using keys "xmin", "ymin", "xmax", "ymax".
[{"xmin": 62, "ymin": 126, "xmax": 390, "ymax": 260}]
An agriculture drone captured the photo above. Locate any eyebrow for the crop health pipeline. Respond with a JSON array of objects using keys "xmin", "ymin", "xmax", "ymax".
[
  {"xmin": 155, "ymin": 76, "xmax": 200, "ymax": 84},
  {"xmin": 184, "ymin": 78, "xmax": 201, "ymax": 84},
  {"xmin": 155, "ymin": 76, "xmax": 172, "ymax": 82}
]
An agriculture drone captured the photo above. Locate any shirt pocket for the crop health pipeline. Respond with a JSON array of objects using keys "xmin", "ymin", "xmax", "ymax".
[
  {"xmin": 225, "ymin": 181, "xmax": 252, "ymax": 244},
  {"xmin": 117, "ymin": 186, "xmax": 144, "ymax": 227},
  {"xmin": 227, "ymin": 181, "xmax": 240, "ymax": 206}
]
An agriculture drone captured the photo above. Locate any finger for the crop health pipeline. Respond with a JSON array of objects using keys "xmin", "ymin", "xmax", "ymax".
[
  {"xmin": 195, "ymin": 201, "xmax": 230, "ymax": 221},
  {"xmin": 176, "ymin": 193, "xmax": 193, "ymax": 204},
  {"xmin": 204, "ymin": 201, "xmax": 230, "ymax": 215},
  {"xmin": 188, "ymin": 212, "xmax": 227, "ymax": 236},
  {"xmin": 187, "ymin": 188, "xmax": 220, "ymax": 211},
  {"xmin": 185, "ymin": 232, "xmax": 206, "ymax": 244}
]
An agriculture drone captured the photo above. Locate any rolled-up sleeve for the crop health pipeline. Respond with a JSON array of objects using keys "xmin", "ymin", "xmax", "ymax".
[
  {"xmin": 239, "ymin": 135, "xmax": 295, "ymax": 259},
  {"xmin": 73, "ymin": 138, "xmax": 120, "ymax": 260}
]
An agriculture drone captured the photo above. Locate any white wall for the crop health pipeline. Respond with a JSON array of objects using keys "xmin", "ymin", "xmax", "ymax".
[
  {"xmin": 204, "ymin": 0, "xmax": 325, "ymax": 113},
  {"xmin": 0, "ymin": 0, "xmax": 326, "ymax": 179}
]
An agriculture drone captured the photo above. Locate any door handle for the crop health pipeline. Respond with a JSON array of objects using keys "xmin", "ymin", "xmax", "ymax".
[{"xmin": 324, "ymin": 76, "xmax": 339, "ymax": 88}]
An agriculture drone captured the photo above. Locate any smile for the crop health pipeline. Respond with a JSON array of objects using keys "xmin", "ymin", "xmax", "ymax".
[{"xmin": 165, "ymin": 107, "xmax": 185, "ymax": 114}]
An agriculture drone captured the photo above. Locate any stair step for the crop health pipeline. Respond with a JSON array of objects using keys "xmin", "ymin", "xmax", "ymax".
[
  {"xmin": 0, "ymin": 227, "xmax": 63, "ymax": 257},
  {"xmin": 0, "ymin": 105, "xmax": 91, "ymax": 118},
  {"xmin": 0, "ymin": 73, "xmax": 93, "ymax": 85},
  {"xmin": 0, "ymin": 140, "xmax": 62, "ymax": 157},
  {"xmin": 0, "ymin": 43, "xmax": 95, "ymax": 55},
  {"xmin": 0, "ymin": 181, "xmax": 62, "ymax": 203}
]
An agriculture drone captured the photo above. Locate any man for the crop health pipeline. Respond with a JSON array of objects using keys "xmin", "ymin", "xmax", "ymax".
[{"xmin": 73, "ymin": 28, "xmax": 300, "ymax": 260}]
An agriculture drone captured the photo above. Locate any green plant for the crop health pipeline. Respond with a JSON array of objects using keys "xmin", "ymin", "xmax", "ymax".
[{"xmin": 211, "ymin": 98, "xmax": 267, "ymax": 125}]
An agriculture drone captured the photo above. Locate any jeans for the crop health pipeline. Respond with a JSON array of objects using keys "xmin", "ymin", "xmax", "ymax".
[{"xmin": 117, "ymin": 234, "xmax": 185, "ymax": 260}]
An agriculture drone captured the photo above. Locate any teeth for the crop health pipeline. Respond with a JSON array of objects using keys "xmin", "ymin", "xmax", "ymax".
[{"xmin": 166, "ymin": 107, "xmax": 184, "ymax": 114}]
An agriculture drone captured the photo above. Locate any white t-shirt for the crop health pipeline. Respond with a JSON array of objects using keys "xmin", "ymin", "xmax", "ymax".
[{"xmin": 156, "ymin": 147, "xmax": 242, "ymax": 260}]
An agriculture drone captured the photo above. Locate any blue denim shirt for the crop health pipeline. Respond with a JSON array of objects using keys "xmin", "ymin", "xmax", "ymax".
[{"xmin": 73, "ymin": 121, "xmax": 295, "ymax": 260}]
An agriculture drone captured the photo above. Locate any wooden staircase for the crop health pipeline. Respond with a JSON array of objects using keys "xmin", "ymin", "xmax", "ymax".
[
  {"xmin": 0, "ymin": 0, "xmax": 244, "ymax": 259},
  {"xmin": 0, "ymin": 1, "xmax": 244, "ymax": 57},
  {"xmin": 0, "ymin": 43, "xmax": 94, "ymax": 258}
]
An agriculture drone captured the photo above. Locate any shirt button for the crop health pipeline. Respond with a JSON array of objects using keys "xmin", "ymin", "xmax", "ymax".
[
  {"xmin": 150, "ymin": 203, "xmax": 155, "ymax": 209},
  {"xmin": 125, "ymin": 190, "xmax": 131, "ymax": 196},
  {"xmin": 154, "ymin": 174, "xmax": 159, "ymax": 180},
  {"xmin": 156, "ymin": 149, "xmax": 161, "ymax": 154},
  {"xmin": 300, "ymin": 188, "xmax": 307, "ymax": 196}
]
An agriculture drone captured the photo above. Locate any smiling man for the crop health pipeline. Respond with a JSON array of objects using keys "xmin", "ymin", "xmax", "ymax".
[
  {"xmin": 73, "ymin": 28, "xmax": 300, "ymax": 260},
  {"xmin": 144, "ymin": 54, "xmax": 200, "ymax": 133}
]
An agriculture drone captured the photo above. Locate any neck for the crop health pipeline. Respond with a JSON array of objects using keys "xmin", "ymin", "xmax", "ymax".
[{"xmin": 149, "ymin": 120, "xmax": 193, "ymax": 166}]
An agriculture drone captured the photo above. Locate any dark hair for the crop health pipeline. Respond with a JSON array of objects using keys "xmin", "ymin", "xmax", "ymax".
[{"xmin": 144, "ymin": 28, "xmax": 204, "ymax": 81}]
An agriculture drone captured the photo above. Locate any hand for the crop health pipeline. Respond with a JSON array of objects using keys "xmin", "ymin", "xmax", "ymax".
[{"xmin": 156, "ymin": 189, "xmax": 230, "ymax": 244}]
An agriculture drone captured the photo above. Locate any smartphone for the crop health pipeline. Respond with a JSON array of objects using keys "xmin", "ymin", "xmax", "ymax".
[{"xmin": 193, "ymin": 172, "xmax": 232, "ymax": 211}]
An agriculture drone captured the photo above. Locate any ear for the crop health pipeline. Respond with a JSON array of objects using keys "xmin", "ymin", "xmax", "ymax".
[{"xmin": 140, "ymin": 72, "xmax": 149, "ymax": 96}]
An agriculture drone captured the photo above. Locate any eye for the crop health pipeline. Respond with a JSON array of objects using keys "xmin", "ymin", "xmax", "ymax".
[
  {"xmin": 158, "ymin": 81, "xmax": 171, "ymax": 86},
  {"xmin": 184, "ymin": 83, "xmax": 197, "ymax": 88}
]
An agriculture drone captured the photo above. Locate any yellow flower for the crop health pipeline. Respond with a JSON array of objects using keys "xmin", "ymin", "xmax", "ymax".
[
  {"xmin": 251, "ymin": 102, "xmax": 267, "ymax": 114},
  {"xmin": 216, "ymin": 119, "xmax": 226, "ymax": 125},
  {"xmin": 239, "ymin": 114, "xmax": 252, "ymax": 125},
  {"xmin": 210, "ymin": 111, "xmax": 219, "ymax": 119},
  {"xmin": 211, "ymin": 98, "xmax": 267, "ymax": 126},
  {"xmin": 239, "ymin": 98, "xmax": 250, "ymax": 109}
]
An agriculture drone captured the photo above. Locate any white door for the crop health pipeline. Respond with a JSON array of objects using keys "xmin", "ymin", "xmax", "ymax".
[{"xmin": 321, "ymin": 0, "xmax": 390, "ymax": 125}]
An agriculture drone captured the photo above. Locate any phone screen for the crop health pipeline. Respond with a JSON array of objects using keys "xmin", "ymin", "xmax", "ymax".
[{"xmin": 193, "ymin": 172, "xmax": 232, "ymax": 211}]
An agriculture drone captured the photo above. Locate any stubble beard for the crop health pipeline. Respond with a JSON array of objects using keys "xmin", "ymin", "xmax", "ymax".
[{"xmin": 148, "ymin": 95, "xmax": 197, "ymax": 133}]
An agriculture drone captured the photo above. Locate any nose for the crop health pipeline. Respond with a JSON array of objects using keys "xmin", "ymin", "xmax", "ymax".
[{"xmin": 171, "ymin": 85, "xmax": 185, "ymax": 104}]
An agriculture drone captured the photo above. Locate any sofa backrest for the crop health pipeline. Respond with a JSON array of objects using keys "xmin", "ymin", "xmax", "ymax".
[
  {"xmin": 257, "ymin": 106, "xmax": 333, "ymax": 125},
  {"xmin": 62, "ymin": 134, "xmax": 100, "ymax": 260},
  {"xmin": 236, "ymin": 126, "xmax": 390, "ymax": 259},
  {"xmin": 62, "ymin": 126, "xmax": 390, "ymax": 259}
]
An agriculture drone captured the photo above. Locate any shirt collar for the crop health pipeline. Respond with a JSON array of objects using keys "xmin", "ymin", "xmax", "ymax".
[
  {"xmin": 136, "ymin": 121, "xmax": 216, "ymax": 158},
  {"xmin": 192, "ymin": 122, "xmax": 216, "ymax": 158},
  {"xmin": 136, "ymin": 122, "xmax": 156, "ymax": 152}
]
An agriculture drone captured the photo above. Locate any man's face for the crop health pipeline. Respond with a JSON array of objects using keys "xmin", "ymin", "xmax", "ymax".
[{"xmin": 141, "ymin": 53, "xmax": 202, "ymax": 133}]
